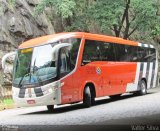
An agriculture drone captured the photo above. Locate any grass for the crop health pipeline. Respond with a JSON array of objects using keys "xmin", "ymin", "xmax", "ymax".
[{"xmin": 0, "ymin": 98, "xmax": 15, "ymax": 111}]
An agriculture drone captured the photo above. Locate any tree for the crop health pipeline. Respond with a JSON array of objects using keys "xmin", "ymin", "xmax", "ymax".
[
  {"xmin": 34, "ymin": 0, "xmax": 94, "ymax": 32},
  {"xmin": 35, "ymin": 0, "xmax": 160, "ymax": 40},
  {"xmin": 90, "ymin": 0, "xmax": 160, "ymax": 39}
]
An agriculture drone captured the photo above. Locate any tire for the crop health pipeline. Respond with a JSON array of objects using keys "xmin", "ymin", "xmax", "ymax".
[
  {"xmin": 83, "ymin": 86, "xmax": 92, "ymax": 107},
  {"xmin": 47, "ymin": 105, "xmax": 54, "ymax": 112},
  {"xmin": 110, "ymin": 94, "xmax": 121, "ymax": 99},
  {"xmin": 137, "ymin": 80, "xmax": 147, "ymax": 95}
]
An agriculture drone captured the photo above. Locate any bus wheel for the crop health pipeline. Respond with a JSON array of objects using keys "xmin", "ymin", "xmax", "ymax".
[
  {"xmin": 83, "ymin": 86, "xmax": 92, "ymax": 107},
  {"xmin": 138, "ymin": 80, "xmax": 147, "ymax": 95},
  {"xmin": 110, "ymin": 94, "xmax": 121, "ymax": 99},
  {"xmin": 47, "ymin": 105, "xmax": 54, "ymax": 112}
]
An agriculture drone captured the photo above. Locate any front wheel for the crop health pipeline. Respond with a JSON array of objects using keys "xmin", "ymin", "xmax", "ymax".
[
  {"xmin": 47, "ymin": 105, "xmax": 54, "ymax": 112},
  {"xmin": 137, "ymin": 80, "xmax": 147, "ymax": 95},
  {"xmin": 83, "ymin": 86, "xmax": 92, "ymax": 107}
]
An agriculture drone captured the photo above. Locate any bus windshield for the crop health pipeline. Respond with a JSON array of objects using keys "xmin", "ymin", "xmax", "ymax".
[
  {"xmin": 13, "ymin": 44, "xmax": 57, "ymax": 87},
  {"xmin": 12, "ymin": 38, "xmax": 81, "ymax": 88}
]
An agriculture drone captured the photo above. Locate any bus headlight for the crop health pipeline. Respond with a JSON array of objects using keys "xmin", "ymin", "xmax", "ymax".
[
  {"xmin": 43, "ymin": 88, "xmax": 53, "ymax": 95},
  {"xmin": 42, "ymin": 81, "xmax": 61, "ymax": 95},
  {"xmin": 52, "ymin": 85, "xmax": 59, "ymax": 91},
  {"xmin": 48, "ymin": 88, "xmax": 53, "ymax": 93}
]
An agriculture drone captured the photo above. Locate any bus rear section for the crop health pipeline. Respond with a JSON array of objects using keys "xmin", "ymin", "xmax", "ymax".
[{"xmin": 79, "ymin": 38, "xmax": 158, "ymax": 106}]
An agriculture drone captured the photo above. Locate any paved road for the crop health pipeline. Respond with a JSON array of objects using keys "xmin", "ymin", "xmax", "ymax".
[{"xmin": 0, "ymin": 87, "xmax": 160, "ymax": 130}]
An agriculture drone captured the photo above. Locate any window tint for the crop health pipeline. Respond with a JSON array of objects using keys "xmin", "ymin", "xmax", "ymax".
[
  {"xmin": 82, "ymin": 39, "xmax": 156, "ymax": 64},
  {"xmin": 114, "ymin": 44, "xmax": 139, "ymax": 62},
  {"xmin": 82, "ymin": 40, "xmax": 116, "ymax": 64},
  {"xmin": 59, "ymin": 47, "xmax": 71, "ymax": 78},
  {"xmin": 114, "ymin": 44, "xmax": 156, "ymax": 62},
  {"xmin": 100, "ymin": 42, "xmax": 116, "ymax": 61},
  {"xmin": 59, "ymin": 38, "xmax": 81, "ymax": 70},
  {"xmin": 144, "ymin": 48, "xmax": 156, "ymax": 62},
  {"xmin": 69, "ymin": 39, "xmax": 81, "ymax": 70},
  {"xmin": 58, "ymin": 38, "xmax": 81, "ymax": 78}
]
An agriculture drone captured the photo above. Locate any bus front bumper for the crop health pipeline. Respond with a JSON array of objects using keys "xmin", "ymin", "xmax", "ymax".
[{"xmin": 12, "ymin": 81, "xmax": 62, "ymax": 107}]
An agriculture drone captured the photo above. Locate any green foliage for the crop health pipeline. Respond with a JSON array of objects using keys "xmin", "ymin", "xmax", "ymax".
[
  {"xmin": 88, "ymin": 0, "xmax": 124, "ymax": 32},
  {"xmin": 151, "ymin": 26, "xmax": 160, "ymax": 38},
  {"xmin": 35, "ymin": 0, "xmax": 76, "ymax": 18},
  {"xmin": 35, "ymin": 0, "xmax": 160, "ymax": 40},
  {"xmin": 90, "ymin": 0, "xmax": 160, "ymax": 39}
]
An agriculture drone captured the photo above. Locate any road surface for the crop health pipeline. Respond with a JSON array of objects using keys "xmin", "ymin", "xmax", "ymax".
[{"xmin": 0, "ymin": 87, "xmax": 160, "ymax": 131}]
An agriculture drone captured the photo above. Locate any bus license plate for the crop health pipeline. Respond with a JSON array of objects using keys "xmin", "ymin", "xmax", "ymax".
[{"xmin": 27, "ymin": 100, "xmax": 36, "ymax": 104}]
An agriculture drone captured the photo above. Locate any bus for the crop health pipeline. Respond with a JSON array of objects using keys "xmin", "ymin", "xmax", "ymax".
[{"xmin": 1, "ymin": 32, "xmax": 159, "ymax": 111}]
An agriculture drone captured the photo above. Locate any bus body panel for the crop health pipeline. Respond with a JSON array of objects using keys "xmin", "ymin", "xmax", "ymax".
[{"xmin": 11, "ymin": 32, "xmax": 158, "ymax": 107}]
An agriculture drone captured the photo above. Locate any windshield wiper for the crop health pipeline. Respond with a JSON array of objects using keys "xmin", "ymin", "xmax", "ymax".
[
  {"xmin": 18, "ymin": 72, "xmax": 31, "ymax": 88},
  {"xmin": 18, "ymin": 61, "xmax": 31, "ymax": 88},
  {"xmin": 18, "ymin": 75, "xmax": 25, "ymax": 88},
  {"xmin": 32, "ymin": 58, "xmax": 43, "ymax": 86}
]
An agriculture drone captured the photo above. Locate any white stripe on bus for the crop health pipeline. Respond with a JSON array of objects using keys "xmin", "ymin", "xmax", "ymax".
[
  {"xmin": 138, "ymin": 43, "xmax": 142, "ymax": 46},
  {"xmin": 142, "ymin": 63, "xmax": 147, "ymax": 78},
  {"xmin": 147, "ymin": 63, "xmax": 153, "ymax": 89},
  {"xmin": 150, "ymin": 45, "xmax": 154, "ymax": 48},
  {"xmin": 135, "ymin": 62, "xmax": 141, "ymax": 88},
  {"xmin": 144, "ymin": 44, "xmax": 148, "ymax": 47},
  {"xmin": 153, "ymin": 61, "xmax": 158, "ymax": 88}
]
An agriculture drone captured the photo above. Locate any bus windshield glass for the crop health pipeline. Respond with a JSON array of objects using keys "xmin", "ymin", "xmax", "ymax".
[
  {"xmin": 13, "ymin": 44, "xmax": 57, "ymax": 87},
  {"xmin": 13, "ymin": 38, "xmax": 81, "ymax": 88}
]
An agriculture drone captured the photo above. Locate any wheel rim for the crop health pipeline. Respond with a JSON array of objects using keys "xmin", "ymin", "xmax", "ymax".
[{"xmin": 141, "ymin": 82, "xmax": 146, "ymax": 94}]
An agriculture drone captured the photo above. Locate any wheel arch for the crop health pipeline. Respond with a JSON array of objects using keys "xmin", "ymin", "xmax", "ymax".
[{"xmin": 83, "ymin": 82, "xmax": 96, "ymax": 99}]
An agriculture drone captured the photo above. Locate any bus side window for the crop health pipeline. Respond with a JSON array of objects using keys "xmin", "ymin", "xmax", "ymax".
[
  {"xmin": 69, "ymin": 39, "xmax": 81, "ymax": 70},
  {"xmin": 82, "ymin": 40, "xmax": 117, "ymax": 65},
  {"xmin": 144, "ymin": 48, "xmax": 156, "ymax": 62},
  {"xmin": 114, "ymin": 44, "xmax": 126, "ymax": 61},
  {"xmin": 82, "ymin": 40, "xmax": 98, "ymax": 65},
  {"xmin": 149, "ymin": 48, "xmax": 156, "ymax": 62},
  {"xmin": 59, "ymin": 48, "xmax": 71, "ymax": 77},
  {"xmin": 100, "ymin": 42, "xmax": 116, "ymax": 61}
]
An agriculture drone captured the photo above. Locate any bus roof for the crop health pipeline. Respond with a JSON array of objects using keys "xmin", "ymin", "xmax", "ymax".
[{"xmin": 19, "ymin": 32, "xmax": 141, "ymax": 49}]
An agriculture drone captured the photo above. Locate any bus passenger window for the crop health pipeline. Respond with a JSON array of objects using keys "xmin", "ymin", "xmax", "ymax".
[
  {"xmin": 82, "ymin": 40, "xmax": 117, "ymax": 65},
  {"xmin": 60, "ymin": 48, "xmax": 70, "ymax": 77},
  {"xmin": 82, "ymin": 40, "xmax": 99, "ymax": 64}
]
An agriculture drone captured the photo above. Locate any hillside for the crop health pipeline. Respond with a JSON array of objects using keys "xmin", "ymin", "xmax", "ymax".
[{"xmin": 0, "ymin": 0, "xmax": 55, "ymax": 88}]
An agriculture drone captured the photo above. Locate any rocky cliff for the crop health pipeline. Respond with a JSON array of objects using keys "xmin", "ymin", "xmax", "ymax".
[{"xmin": 0, "ymin": 0, "xmax": 55, "ymax": 87}]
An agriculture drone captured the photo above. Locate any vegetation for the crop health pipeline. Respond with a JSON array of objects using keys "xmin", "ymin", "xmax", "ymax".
[
  {"xmin": 35, "ymin": 0, "xmax": 160, "ymax": 40},
  {"xmin": 0, "ymin": 98, "xmax": 14, "ymax": 111}
]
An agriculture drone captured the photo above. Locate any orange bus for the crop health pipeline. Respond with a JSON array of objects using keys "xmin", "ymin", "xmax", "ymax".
[{"xmin": 2, "ymin": 32, "xmax": 159, "ymax": 111}]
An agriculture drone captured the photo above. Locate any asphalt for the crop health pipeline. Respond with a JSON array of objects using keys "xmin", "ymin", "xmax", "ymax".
[{"xmin": 0, "ymin": 87, "xmax": 160, "ymax": 131}]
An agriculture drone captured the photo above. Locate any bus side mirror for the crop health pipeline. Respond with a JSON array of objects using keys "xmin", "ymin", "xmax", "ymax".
[
  {"xmin": 1, "ymin": 52, "xmax": 16, "ymax": 73},
  {"xmin": 51, "ymin": 43, "xmax": 72, "ymax": 61}
]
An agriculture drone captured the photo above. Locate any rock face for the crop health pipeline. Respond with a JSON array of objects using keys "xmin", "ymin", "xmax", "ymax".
[{"xmin": 0, "ymin": 0, "xmax": 55, "ymax": 87}]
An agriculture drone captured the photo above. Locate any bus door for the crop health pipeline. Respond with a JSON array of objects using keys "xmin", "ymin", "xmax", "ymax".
[{"xmin": 59, "ymin": 46, "xmax": 78, "ymax": 104}]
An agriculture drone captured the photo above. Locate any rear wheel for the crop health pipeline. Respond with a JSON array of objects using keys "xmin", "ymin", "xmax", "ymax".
[
  {"xmin": 47, "ymin": 105, "xmax": 54, "ymax": 112},
  {"xmin": 83, "ymin": 86, "xmax": 92, "ymax": 107},
  {"xmin": 137, "ymin": 80, "xmax": 147, "ymax": 95}
]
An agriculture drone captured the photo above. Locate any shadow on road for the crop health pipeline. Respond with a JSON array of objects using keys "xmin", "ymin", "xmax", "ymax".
[{"xmin": 22, "ymin": 91, "xmax": 156, "ymax": 115}]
